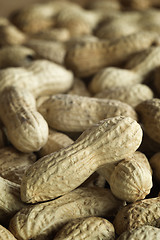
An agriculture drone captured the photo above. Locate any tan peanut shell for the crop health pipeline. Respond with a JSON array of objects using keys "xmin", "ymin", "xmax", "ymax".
[
  {"xmin": 0, "ymin": 225, "xmax": 17, "ymax": 240},
  {"xmin": 89, "ymin": 67, "xmax": 142, "ymax": 94},
  {"xmin": 0, "ymin": 60, "xmax": 74, "ymax": 98},
  {"xmin": 97, "ymin": 151, "xmax": 152, "ymax": 202},
  {"xmin": 117, "ymin": 225, "xmax": 160, "ymax": 240},
  {"xmin": 0, "ymin": 45, "xmax": 36, "ymax": 68},
  {"xmin": 125, "ymin": 47, "xmax": 160, "ymax": 78},
  {"xmin": 39, "ymin": 129, "xmax": 74, "ymax": 157},
  {"xmin": 150, "ymin": 152, "xmax": 160, "ymax": 183},
  {"xmin": 0, "ymin": 147, "xmax": 36, "ymax": 184},
  {"xmin": 113, "ymin": 196, "xmax": 160, "ymax": 235},
  {"xmin": 54, "ymin": 217, "xmax": 115, "ymax": 240},
  {"xmin": 65, "ymin": 31, "xmax": 159, "ymax": 77},
  {"xmin": 95, "ymin": 84, "xmax": 153, "ymax": 108},
  {"xmin": 25, "ymin": 39, "xmax": 66, "ymax": 65},
  {"xmin": 20, "ymin": 116, "xmax": 142, "ymax": 203},
  {"xmin": 0, "ymin": 24, "xmax": 26, "ymax": 46},
  {"xmin": 109, "ymin": 151, "xmax": 152, "ymax": 202},
  {"xmin": 38, "ymin": 94, "xmax": 137, "ymax": 132},
  {"xmin": 0, "ymin": 86, "xmax": 48, "ymax": 153},
  {"xmin": 136, "ymin": 98, "xmax": 160, "ymax": 144},
  {"xmin": 55, "ymin": 7, "xmax": 92, "ymax": 37},
  {"xmin": 10, "ymin": 3, "xmax": 55, "ymax": 34},
  {"xmin": 32, "ymin": 28, "xmax": 71, "ymax": 42},
  {"xmin": 0, "ymin": 17, "xmax": 9, "ymax": 26},
  {"xmin": 67, "ymin": 78, "xmax": 90, "ymax": 97},
  {"xmin": 0, "ymin": 176, "xmax": 25, "ymax": 224},
  {"xmin": 95, "ymin": 18, "xmax": 138, "ymax": 41},
  {"xmin": 10, "ymin": 187, "xmax": 122, "ymax": 240}
]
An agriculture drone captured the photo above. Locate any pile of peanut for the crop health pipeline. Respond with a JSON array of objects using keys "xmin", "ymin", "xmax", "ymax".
[{"xmin": 0, "ymin": 0, "xmax": 160, "ymax": 239}]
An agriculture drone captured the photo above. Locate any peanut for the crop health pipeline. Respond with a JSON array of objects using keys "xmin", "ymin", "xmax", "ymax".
[
  {"xmin": 0, "ymin": 146, "xmax": 36, "ymax": 184},
  {"xmin": 98, "ymin": 151, "xmax": 152, "ymax": 202},
  {"xmin": 9, "ymin": 187, "xmax": 123, "ymax": 240},
  {"xmin": 117, "ymin": 225, "xmax": 160, "ymax": 240},
  {"xmin": 136, "ymin": 98, "xmax": 160, "ymax": 144},
  {"xmin": 0, "ymin": 24, "xmax": 26, "ymax": 46},
  {"xmin": 0, "ymin": 60, "xmax": 74, "ymax": 98},
  {"xmin": 113, "ymin": 196, "xmax": 160, "ymax": 235},
  {"xmin": 125, "ymin": 47, "xmax": 160, "ymax": 78},
  {"xmin": 54, "ymin": 217, "xmax": 115, "ymax": 240},
  {"xmin": 94, "ymin": 83, "xmax": 153, "ymax": 107},
  {"xmin": 32, "ymin": 28, "xmax": 71, "ymax": 42},
  {"xmin": 0, "ymin": 45, "xmax": 36, "ymax": 68},
  {"xmin": 89, "ymin": 67, "xmax": 142, "ymax": 94},
  {"xmin": 0, "ymin": 225, "xmax": 17, "ymax": 240},
  {"xmin": 0, "ymin": 86, "xmax": 48, "ymax": 153},
  {"xmin": 20, "ymin": 116, "xmax": 142, "ymax": 203},
  {"xmin": 109, "ymin": 152, "xmax": 152, "ymax": 202},
  {"xmin": 10, "ymin": 3, "xmax": 55, "ymax": 34},
  {"xmin": 65, "ymin": 31, "xmax": 159, "ymax": 77},
  {"xmin": 39, "ymin": 129, "xmax": 74, "ymax": 158},
  {"xmin": 38, "ymin": 94, "xmax": 137, "ymax": 132},
  {"xmin": 25, "ymin": 38, "xmax": 66, "ymax": 65},
  {"xmin": 0, "ymin": 176, "xmax": 25, "ymax": 225}
]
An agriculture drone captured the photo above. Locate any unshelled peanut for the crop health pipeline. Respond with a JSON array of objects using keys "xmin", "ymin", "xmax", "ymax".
[
  {"xmin": 9, "ymin": 187, "xmax": 123, "ymax": 240},
  {"xmin": 20, "ymin": 116, "xmax": 142, "ymax": 203}
]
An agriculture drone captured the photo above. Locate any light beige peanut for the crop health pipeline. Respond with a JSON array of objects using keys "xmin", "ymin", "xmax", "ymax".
[
  {"xmin": 65, "ymin": 31, "xmax": 159, "ymax": 77},
  {"xmin": 0, "ymin": 86, "xmax": 48, "ymax": 153},
  {"xmin": 95, "ymin": 18, "xmax": 138, "ymax": 41},
  {"xmin": 125, "ymin": 47, "xmax": 160, "ymax": 79},
  {"xmin": 98, "ymin": 151, "xmax": 152, "ymax": 202},
  {"xmin": 150, "ymin": 152, "xmax": 160, "ymax": 183},
  {"xmin": 0, "ymin": 45, "xmax": 36, "ymax": 68},
  {"xmin": 25, "ymin": 39, "xmax": 66, "ymax": 65},
  {"xmin": 117, "ymin": 225, "xmax": 160, "ymax": 240},
  {"xmin": 0, "ymin": 17, "xmax": 9, "ymax": 26},
  {"xmin": 94, "ymin": 83, "xmax": 153, "ymax": 107},
  {"xmin": 39, "ymin": 129, "xmax": 74, "ymax": 158},
  {"xmin": 0, "ymin": 225, "xmax": 17, "ymax": 240},
  {"xmin": 20, "ymin": 116, "xmax": 142, "ymax": 203},
  {"xmin": 67, "ymin": 78, "xmax": 90, "ymax": 97},
  {"xmin": 32, "ymin": 28, "xmax": 71, "ymax": 42},
  {"xmin": 10, "ymin": 3, "xmax": 55, "ymax": 34},
  {"xmin": 55, "ymin": 8, "xmax": 92, "ymax": 37},
  {"xmin": 53, "ymin": 217, "xmax": 115, "ymax": 240},
  {"xmin": 113, "ymin": 196, "xmax": 160, "ymax": 235},
  {"xmin": 136, "ymin": 98, "xmax": 160, "ymax": 144},
  {"xmin": 0, "ymin": 147, "xmax": 36, "ymax": 184},
  {"xmin": 0, "ymin": 24, "xmax": 26, "ymax": 46},
  {"xmin": 0, "ymin": 60, "xmax": 74, "ymax": 98},
  {"xmin": 89, "ymin": 67, "xmax": 142, "ymax": 94},
  {"xmin": 0, "ymin": 176, "xmax": 25, "ymax": 225},
  {"xmin": 9, "ymin": 187, "xmax": 123, "ymax": 240},
  {"xmin": 38, "ymin": 94, "xmax": 137, "ymax": 132},
  {"xmin": 109, "ymin": 152, "xmax": 152, "ymax": 202}
]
